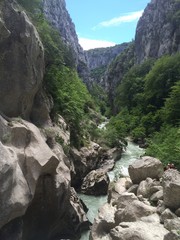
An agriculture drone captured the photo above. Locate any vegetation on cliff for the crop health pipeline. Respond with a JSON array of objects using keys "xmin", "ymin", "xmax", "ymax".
[
  {"xmin": 17, "ymin": 0, "xmax": 180, "ymax": 167},
  {"xmin": 17, "ymin": 0, "xmax": 96, "ymax": 148},
  {"xmin": 107, "ymin": 53, "xmax": 180, "ymax": 169}
]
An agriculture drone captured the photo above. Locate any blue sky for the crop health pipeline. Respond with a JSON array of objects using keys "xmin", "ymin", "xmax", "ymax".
[{"xmin": 65, "ymin": 0, "xmax": 151, "ymax": 50}]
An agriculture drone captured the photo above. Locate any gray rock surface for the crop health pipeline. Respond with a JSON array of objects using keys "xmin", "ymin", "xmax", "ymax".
[
  {"xmin": 108, "ymin": 177, "xmax": 132, "ymax": 203},
  {"xmin": 164, "ymin": 218, "xmax": 180, "ymax": 231},
  {"xmin": 110, "ymin": 221, "xmax": 169, "ymax": 240},
  {"xmin": 0, "ymin": 0, "xmax": 44, "ymax": 119},
  {"xmin": 164, "ymin": 230, "xmax": 180, "ymax": 240},
  {"xmin": 150, "ymin": 190, "xmax": 163, "ymax": 202},
  {"xmin": 0, "ymin": 115, "xmax": 89, "ymax": 239},
  {"xmin": 81, "ymin": 169, "xmax": 110, "ymax": 195},
  {"xmin": 70, "ymin": 142, "xmax": 121, "ymax": 188},
  {"xmin": 115, "ymin": 199, "xmax": 157, "ymax": 224},
  {"xmin": 160, "ymin": 208, "xmax": 177, "ymax": 224},
  {"xmin": 0, "ymin": 116, "xmax": 59, "ymax": 229},
  {"xmin": 135, "ymin": 0, "xmax": 180, "ymax": 63},
  {"xmin": 90, "ymin": 203, "xmax": 116, "ymax": 240},
  {"xmin": 86, "ymin": 44, "xmax": 129, "ymax": 71},
  {"xmin": 128, "ymin": 156, "xmax": 164, "ymax": 184},
  {"xmin": 43, "ymin": 0, "xmax": 90, "ymax": 84},
  {"xmin": 163, "ymin": 169, "xmax": 180, "ymax": 210}
]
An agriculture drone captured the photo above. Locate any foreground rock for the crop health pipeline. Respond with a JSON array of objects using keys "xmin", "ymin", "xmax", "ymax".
[
  {"xmin": 108, "ymin": 177, "xmax": 132, "ymax": 203},
  {"xmin": 110, "ymin": 221, "xmax": 168, "ymax": 240},
  {"xmin": 81, "ymin": 169, "xmax": 110, "ymax": 195},
  {"xmin": 0, "ymin": 116, "xmax": 89, "ymax": 239},
  {"xmin": 90, "ymin": 203, "xmax": 116, "ymax": 240},
  {"xmin": 90, "ymin": 156, "xmax": 180, "ymax": 240},
  {"xmin": 162, "ymin": 169, "xmax": 180, "ymax": 210},
  {"xmin": 0, "ymin": 116, "xmax": 59, "ymax": 229},
  {"xmin": 128, "ymin": 156, "xmax": 164, "ymax": 184},
  {"xmin": 70, "ymin": 142, "xmax": 122, "ymax": 188}
]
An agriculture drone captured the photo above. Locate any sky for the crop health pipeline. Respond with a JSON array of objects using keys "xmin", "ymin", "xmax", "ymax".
[{"xmin": 65, "ymin": 0, "xmax": 151, "ymax": 50}]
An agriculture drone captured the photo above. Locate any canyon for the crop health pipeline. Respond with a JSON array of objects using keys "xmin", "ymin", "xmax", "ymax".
[{"xmin": 0, "ymin": 0, "xmax": 179, "ymax": 239}]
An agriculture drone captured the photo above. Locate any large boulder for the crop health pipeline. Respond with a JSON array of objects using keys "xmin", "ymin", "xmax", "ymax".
[
  {"xmin": 70, "ymin": 142, "xmax": 101, "ymax": 188},
  {"xmin": 108, "ymin": 177, "xmax": 132, "ymax": 203},
  {"xmin": 164, "ymin": 218, "xmax": 180, "ymax": 231},
  {"xmin": 90, "ymin": 203, "xmax": 116, "ymax": 240},
  {"xmin": 128, "ymin": 156, "xmax": 164, "ymax": 184},
  {"xmin": 0, "ymin": 116, "xmax": 59, "ymax": 229},
  {"xmin": 115, "ymin": 200, "xmax": 157, "ymax": 224},
  {"xmin": 81, "ymin": 169, "xmax": 110, "ymax": 195},
  {"xmin": 0, "ymin": 0, "xmax": 44, "ymax": 119},
  {"xmin": 110, "ymin": 221, "xmax": 169, "ymax": 240},
  {"xmin": 0, "ymin": 116, "xmax": 90, "ymax": 239},
  {"xmin": 160, "ymin": 209, "xmax": 177, "ymax": 224},
  {"xmin": 70, "ymin": 142, "xmax": 119, "ymax": 188},
  {"xmin": 164, "ymin": 230, "xmax": 180, "ymax": 240},
  {"xmin": 162, "ymin": 169, "xmax": 180, "ymax": 210}
]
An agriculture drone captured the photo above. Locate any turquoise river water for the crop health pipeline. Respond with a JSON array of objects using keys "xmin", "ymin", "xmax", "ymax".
[{"xmin": 79, "ymin": 141, "xmax": 145, "ymax": 240}]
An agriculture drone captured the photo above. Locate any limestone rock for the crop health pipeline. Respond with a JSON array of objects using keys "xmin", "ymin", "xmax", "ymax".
[
  {"xmin": 162, "ymin": 169, "xmax": 180, "ymax": 210},
  {"xmin": 81, "ymin": 170, "xmax": 110, "ymax": 195},
  {"xmin": 157, "ymin": 200, "xmax": 166, "ymax": 214},
  {"xmin": 0, "ymin": 116, "xmax": 59, "ymax": 229},
  {"xmin": 108, "ymin": 177, "xmax": 132, "ymax": 203},
  {"xmin": 160, "ymin": 208, "xmax": 177, "ymax": 224},
  {"xmin": 127, "ymin": 184, "xmax": 139, "ymax": 195},
  {"xmin": 128, "ymin": 156, "xmax": 164, "ymax": 184},
  {"xmin": 164, "ymin": 230, "xmax": 180, "ymax": 240},
  {"xmin": 175, "ymin": 208, "xmax": 180, "ymax": 217},
  {"xmin": 0, "ymin": 0, "xmax": 44, "ymax": 119},
  {"xmin": 115, "ymin": 199, "xmax": 157, "ymax": 224},
  {"xmin": 137, "ymin": 178, "xmax": 153, "ymax": 198},
  {"xmin": 135, "ymin": 0, "xmax": 180, "ymax": 63},
  {"xmin": 31, "ymin": 88, "xmax": 53, "ymax": 127},
  {"xmin": 164, "ymin": 218, "xmax": 180, "ymax": 231},
  {"xmin": 150, "ymin": 190, "xmax": 163, "ymax": 202},
  {"xmin": 110, "ymin": 221, "xmax": 169, "ymax": 240},
  {"xmin": 90, "ymin": 203, "xmax": 116, "ymax": 240},
  {"xmin": 70, "ymin": 142, "xmax": 118, "ymax": 188},
  {"xmin": 116, "ymin": 192, "xmax": 138, "ymax": 209},
  {"xmin": 43, "ymin": 0, "xmax": 90, "ymax": 85},
  {"xmin": 85, "ymin": 44, "xmax": 129, "ymax": 89}
]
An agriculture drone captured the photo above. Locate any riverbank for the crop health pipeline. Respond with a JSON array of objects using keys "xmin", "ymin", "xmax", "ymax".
[{"xmin": 79, "ymin": 141, "xmax": 144, "ymax": 239}]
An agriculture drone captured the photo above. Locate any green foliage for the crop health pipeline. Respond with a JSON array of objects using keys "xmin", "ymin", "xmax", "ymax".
[
  {"xmin": 45, "ymin": 66, "xmax": 94, "ymax": 148},
  {"xmin": 90, "ymin": 83, "xmax": 109, "ymax": 115},
  {"xmin": 90, "ymin": 66, "xmax": 106, "ymax": 80},
  {"xmin": 108, "ymin": 53, "xmax": 180, "ymax": 167},
  {"xmin": 17, "ymin": 0, "xmax": 95, "ymax": 148},
  {"xmin": 116, "ymin": 58, "xmax": 155, "ymax": 110},
  {"xmin": 145, "ymin": 54, "xmax": 180, "ymax": 109},
  {"xmin": 163, "ymin": 80, "xmax": 180, "ymax": 125},
  {"xmin": 17, "ymin": 0, "xmax": 41, "ymax": 13},
  {"xmin": 107, "ymin": 42, "xmax": 135, "ymax": 113},
  {"xmin": 146, "ymin": 125, "xmax": 180, "ymax": 169}
]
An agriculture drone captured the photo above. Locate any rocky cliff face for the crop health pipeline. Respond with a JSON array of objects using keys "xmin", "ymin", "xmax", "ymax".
[
  {"xmin": 104, "ymin": 0, "xmax": 180, "ymax": 112},
  {"xmin": 0, "ymin": 0, "xmax": 44, "ymax": 119},
  {"xmin": 86, "ymin": 43, "xmax": 129, "ymax": 71},
  {"xmin": 104, "ymin": 43, "xmax": 135, "ymax": 113},
  {"xmin": 0, "ymin": 1, "xmax": 89, "ymax": 239},
  {"xmin": 135, "ymin": 0, "xmax": 180, "ymax": 63},
  {"xmin": 43, "ymin": 0, "xmax": 90, "ymax": 84}
]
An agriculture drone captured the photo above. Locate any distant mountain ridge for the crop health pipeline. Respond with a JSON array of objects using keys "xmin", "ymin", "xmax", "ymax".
[{"xmin": 85, "ymin": 43, "xmax": 129, "ymax": 70}]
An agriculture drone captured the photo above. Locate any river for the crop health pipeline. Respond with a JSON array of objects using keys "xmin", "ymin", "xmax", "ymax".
[{"xmin": 79, "ymin": 141, "xmax": 145, "ymax": 240}]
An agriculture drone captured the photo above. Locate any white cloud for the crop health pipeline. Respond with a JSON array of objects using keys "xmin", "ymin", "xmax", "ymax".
[
  {"xmin": 93, "ymin": 10, "xmax": 143, "ymax": 30},
  {"xmin": 79, "ymin": 37, "xmax": 116, "ymax": 50}
]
